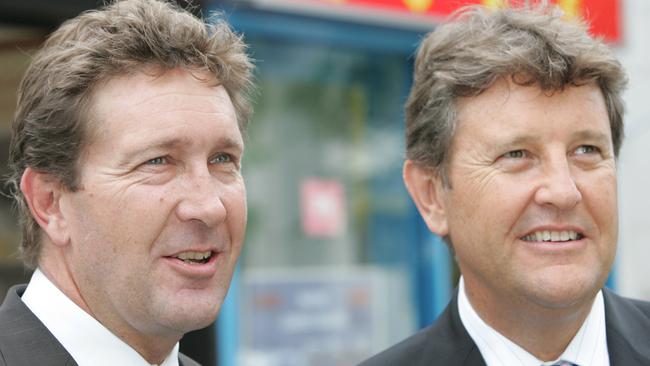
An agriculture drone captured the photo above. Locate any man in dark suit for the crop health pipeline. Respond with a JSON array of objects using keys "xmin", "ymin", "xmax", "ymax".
[
  {"xmin": 0, "ymin": 0, "xmax": 253, "ymax": 365},
  {"xmin": 360, "ymin": 4, "xmax": 650, "ymax": 366}
]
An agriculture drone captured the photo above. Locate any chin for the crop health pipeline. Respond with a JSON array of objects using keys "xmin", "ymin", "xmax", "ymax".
[
  {"xmin": 161, "ymin": 290, "xmax": 225, "ymax": 331},
  {"xmin": 164, "ymin": 304, "xmax": 221, "ymax": 333},
  {"xmin": 526, "ymin": 273, "xmax": 603, "ymax": 309}
]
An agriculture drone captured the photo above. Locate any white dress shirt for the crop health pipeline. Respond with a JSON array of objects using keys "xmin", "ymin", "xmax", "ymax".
[
  {"xmin": 457, "ymin": 277, "xmax": 609, "ymax": 366},
  {"xmin": 22, "ymin": 269, "xmax": 180, "ymax": 366}
]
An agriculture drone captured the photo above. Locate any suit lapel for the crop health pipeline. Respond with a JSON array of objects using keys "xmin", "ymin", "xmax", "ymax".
[
  {"xmin": 421, "ymin": 290, "xmax": 486, "ymax": 366},
  {"xmin": 450, "ymin": 291, "xmax": 488, "ymax": 366},
  {"xmin": 0, "ymin": 285, "xmax": 78, "ymax": 366},
  {"xmin": 428, "ymin": 288, "xmax": 650, "ymax": 366},
  {"xmin": 1, "ymin": 285, "xmax": 207, "ymax": 366},
  {"xmin": 178, "ymin": 352, "xmax": 201, "ymax": 366},
  {"xmin": 603, "ymin": 288, "xmax": 650, "ymax": 366},
  {"xmin": 359, "ymin": 287, "xmax": 650, "ymax": 366}
]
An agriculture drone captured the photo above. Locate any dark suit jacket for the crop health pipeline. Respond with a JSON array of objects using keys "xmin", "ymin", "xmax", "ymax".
[
  {"xmin": 359, "ymin": 288, "xmax": 650, "ymax": 366},
  {"xmin": 0, "ymin": 284, "xmax": 201, "ymax": 366}
]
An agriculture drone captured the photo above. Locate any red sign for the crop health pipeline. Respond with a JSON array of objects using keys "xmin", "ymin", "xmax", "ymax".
[
  {"xmin": 291, "ymin": 0, "xmax": 621, "ymax": 43},
  {"xmin": 300, "ymin": 178, "xmax": 347, "ymax": 238}
]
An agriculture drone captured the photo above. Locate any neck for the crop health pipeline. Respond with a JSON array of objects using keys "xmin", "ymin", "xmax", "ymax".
[
  {"xmin": 118, "ymin": 331, "xmax": 178, "ymax": 364},
  {"xmin": 38, "ymin": 247, "xmax": 179, "ymax": 364},
  {"xmin": 463, "ymin": 278, "xmax": 595, "ymax": 361}
]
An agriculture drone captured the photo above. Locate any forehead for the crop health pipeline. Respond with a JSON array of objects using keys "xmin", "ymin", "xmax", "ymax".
[
  {"xmin": 89, "ymin": 68, "xmax": 228, "ymax": 118},
  {"xmin": 453, "ymin": 79, "xmax": 611, "ymax": 143},
  {"xmin": 83, "ymin": 67, "xmax": 240, "ymax": 146}
]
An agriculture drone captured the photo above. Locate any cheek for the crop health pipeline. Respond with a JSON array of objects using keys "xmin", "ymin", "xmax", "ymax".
[
  {"xmin": 445, "ymin": 175, "xmax": 534, "ymax": 263},
  {"xmin": 449, "ymin": 174, "xmax": 528, "ymax": 226},
  {"xmin": 580, "ymin": 173, "xmax": 618, "ymax": 237},
  {"xmin": 224, "ymin": 184, "xmax": 247, "ymax": 237},
  {"xmin": 87, "ymin": 186, "xmax": 173, "ymax": 252}
]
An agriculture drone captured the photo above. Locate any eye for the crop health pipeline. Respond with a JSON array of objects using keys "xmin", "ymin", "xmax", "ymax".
[
  {"xmin": 575, "ymin": 145, "xmax": 600, "ymax": 155},
  {"xmin": 210, "ymin": 153, "xmax": 234, "ymax": 164},
  {"xmin": 495, "ymin": 149, "xmax": 533, "ymax": 172},
  {"xmin": 501, "ymin": 150, "xmax": 527, "ymax": 159},
  {"xmin": 145, "ymin": 156, "xmax": 168, "ymax": 165}
]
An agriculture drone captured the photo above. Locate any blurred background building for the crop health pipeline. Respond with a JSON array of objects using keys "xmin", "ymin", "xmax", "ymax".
[{"xmin": 0, "ymin": 0, "xmax": 646, "ymax": 366}]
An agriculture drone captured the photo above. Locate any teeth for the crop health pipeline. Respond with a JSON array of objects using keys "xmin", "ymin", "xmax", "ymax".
[
  {"xmin": 175, "ymin": 251, "xmax": 212, "ymax": 261},
  {"xmin": 522, "ymin": 231, "xmax": 582, "ymax": 242}
]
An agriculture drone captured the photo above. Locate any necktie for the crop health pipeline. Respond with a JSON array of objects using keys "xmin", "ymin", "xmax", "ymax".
[{"xmin": 551, "ymin": 361, "xmax": 577, "ymax": 366}]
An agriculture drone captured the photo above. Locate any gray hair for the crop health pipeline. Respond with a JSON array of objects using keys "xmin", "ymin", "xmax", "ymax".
[
  {"xmin": 406, "ymin": 4, "xmax": 627, "ymax": 186},
  {"xmin": 8, "ymin": 0, "xmax": 254, "ymax": 268}
]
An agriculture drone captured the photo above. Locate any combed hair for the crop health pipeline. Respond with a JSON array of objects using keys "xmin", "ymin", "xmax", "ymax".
[
  {"xmin": 8, "ymin": 0, "xmax": 254, "ymax": 268},
  {"xmin": 406, "ymin": 4, "xmax": 627, "ymax": 186}
]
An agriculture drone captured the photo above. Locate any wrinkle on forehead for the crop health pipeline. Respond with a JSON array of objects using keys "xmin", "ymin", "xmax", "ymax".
[{"xmin": 83, "ymin": 68, "xmax": 234, "ymax": 146}]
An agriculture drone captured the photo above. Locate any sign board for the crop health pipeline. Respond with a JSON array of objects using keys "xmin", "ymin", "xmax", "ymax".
[
  {"xmin": 240, "ymin": 269, "xmax": 395, "ymax": 366},
  {"xmin": 244, "ymin": 0, "xmax": 621, "ymax": 43}
]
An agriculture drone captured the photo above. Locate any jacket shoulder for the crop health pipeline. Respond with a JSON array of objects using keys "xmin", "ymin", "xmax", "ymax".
[
  {"xmin": 358, "ymin": 297, "xmax": 483, "ymax": 366},
  {"xmin": 0, "ymin": 284, "xmax": 77, "ymax": 366},
  {"xmin": 179, "ymin": 352, "xmax": 201, "ymax": 366},
  {"xmin": 604, "ymin": 289, "xmax": 650, "ymax": 327},
  {"xmin": 603, "ymin": 288, "xmax": 650, "ymax": 365},
  {"xmin": 358, "ymin": 323, "xmax": 438, "ymax": 366}
]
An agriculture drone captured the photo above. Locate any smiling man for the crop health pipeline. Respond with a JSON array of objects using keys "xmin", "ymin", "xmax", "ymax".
[
  {"xmin": 0, "ymin": 0, "xmax": 252, "ymax": 365},
  {"xmin": 359, "ymin": 4, "xmax": 650, "ymax": 366}
]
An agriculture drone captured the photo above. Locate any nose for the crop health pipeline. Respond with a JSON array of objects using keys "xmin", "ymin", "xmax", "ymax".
[
  {"xmin": 175, "ymin": 172, "xmax": 227, "ymax": 227},
  {"xmin": 533, "ymin": 157, "xmax": 582, "ymax": 210}
]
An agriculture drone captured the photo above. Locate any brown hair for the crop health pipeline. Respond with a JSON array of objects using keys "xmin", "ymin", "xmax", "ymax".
[
  {"xmin": 8, "ymin": 0, "xmax": 254, "ymax": 268},
  {"xmin": 406, "ymin": 4, "xmax": 627, "ymax": 187}
]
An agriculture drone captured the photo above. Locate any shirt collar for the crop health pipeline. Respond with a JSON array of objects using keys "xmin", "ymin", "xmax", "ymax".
[
  {"xmin": 457, "ymin": 277, "xmax": 609, "ymax": 366},
  {"xmin": 21, "ymin": 268, "xmax": 180, "ymax": 366}
]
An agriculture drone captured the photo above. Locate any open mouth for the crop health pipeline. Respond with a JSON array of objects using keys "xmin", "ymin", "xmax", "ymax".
[
  {"xmin": 521, "ymin": 230, "xmax": 584, "ymax": 243},
  {"xmin": 170, "ymin": 250, "xmax": 213, "ymax": 264}
]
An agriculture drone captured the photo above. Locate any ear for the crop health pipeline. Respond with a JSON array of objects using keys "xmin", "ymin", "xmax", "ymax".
[
  {"xmin": 20, "ymin": 167, "xmax": 70, "ymax": 247},
  {"xmin": 403, "ymin": 160, "xmax": 449, "ymax": 236}
]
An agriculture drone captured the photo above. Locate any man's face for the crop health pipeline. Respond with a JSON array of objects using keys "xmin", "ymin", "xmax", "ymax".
[
  {"xmin": 435, "ymin": 79, "xmax": 617, "ymax": 310},
  {"xmin": 59, "ymin": 68, "xmax": 246, "ymax": 341}
]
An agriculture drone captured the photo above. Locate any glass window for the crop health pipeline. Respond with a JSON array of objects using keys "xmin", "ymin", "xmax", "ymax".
[{"xmin": 239, "ymin": 34, "xmax": 419, "ymax": 366}]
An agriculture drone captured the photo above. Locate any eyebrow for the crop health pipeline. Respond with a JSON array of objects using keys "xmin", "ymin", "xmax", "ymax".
[
  {"xmin": 570, "ymin": 130, "xmax": 612, "ymax": 146},
  {"xmin": 489, "ymin": 134, "xmax": 538, "ymax": 153},
  {"xmin": 489, "ymin": 129, "xmax": 612, "ymax": 153}
]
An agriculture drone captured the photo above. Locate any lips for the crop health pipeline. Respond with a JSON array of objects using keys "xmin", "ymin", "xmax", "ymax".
[
  {"xmin": 163, "ymin": 248, "xmax": 222, "ymax": 278},
  {"xmin": 521, "ymin": 230, "xmax": 584, "ymax": 242},
  {"xmin": 172, "ymin": 250, "xmax": 213, "ymax": 264}
]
